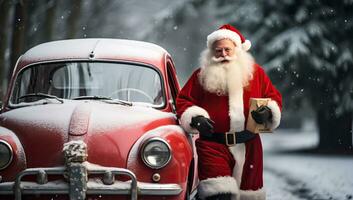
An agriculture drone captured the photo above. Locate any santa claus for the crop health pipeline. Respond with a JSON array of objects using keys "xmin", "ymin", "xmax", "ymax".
[{"xmin": 176, "ymin": 24, "xmax": 282, "ymax": 200}]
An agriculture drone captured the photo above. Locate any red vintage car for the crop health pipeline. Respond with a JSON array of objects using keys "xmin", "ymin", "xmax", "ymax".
[{"xmin": 0, "ymin": 39, "xmax": 198, "ymax": 200}]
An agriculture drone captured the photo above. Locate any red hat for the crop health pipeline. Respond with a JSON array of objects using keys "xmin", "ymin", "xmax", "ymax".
[{"xmin": 207, "ymin": 24, "xmax": 251, "ymax": 51}]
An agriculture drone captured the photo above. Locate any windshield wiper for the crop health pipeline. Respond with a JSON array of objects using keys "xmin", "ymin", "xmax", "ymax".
[
  {"xmin": 72, "ymin": 96, "xmax": 112, "ymax": 100},
  {"xmin": 72, "ymin": 96, "xmax": 132, "ymax": 106},
  {"xmin": 18, "ymin": 93, "xmax": 64, "ymax": 103}
]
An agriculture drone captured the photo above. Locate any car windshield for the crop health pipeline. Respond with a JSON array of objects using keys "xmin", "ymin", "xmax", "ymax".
[{"xmin": 10, "ymin": 62, "xmax": 164, "ymax": 106}]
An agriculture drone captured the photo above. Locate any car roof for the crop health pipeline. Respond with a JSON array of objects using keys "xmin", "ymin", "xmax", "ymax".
[{"xmin": 17, "ymin": 38, "xmax": 169, "ymax": 70}]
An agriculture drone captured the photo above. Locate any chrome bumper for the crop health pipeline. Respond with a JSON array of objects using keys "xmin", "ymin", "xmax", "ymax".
[{"xmin": 0, "ymin": 165, "xmax": 182, "ymax": 200}]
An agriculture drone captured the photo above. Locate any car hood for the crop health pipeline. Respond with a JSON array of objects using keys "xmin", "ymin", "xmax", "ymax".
[{"xmin": 0, "ymin": 101, "xmax": 177, "ymax": 168}]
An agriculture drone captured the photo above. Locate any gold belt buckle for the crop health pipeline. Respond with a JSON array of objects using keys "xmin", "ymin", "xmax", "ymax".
[{"xmin": 225, "ymin": 132, "xmax": 236, "ymax": 146}]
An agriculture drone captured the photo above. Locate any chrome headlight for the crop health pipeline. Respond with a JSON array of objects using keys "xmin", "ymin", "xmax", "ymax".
[
  {"xmin": 141, "ymin": 138, "xmax": 171, "ymax": 169},
  {"xmin": 0, "ymin": 140, "xmax": 13, "ymax": 170}
]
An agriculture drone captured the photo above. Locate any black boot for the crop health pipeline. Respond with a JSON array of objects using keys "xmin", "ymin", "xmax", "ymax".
[{"xmin": 205, "ymin": 193, "xmax": 232, "ymax": 200}]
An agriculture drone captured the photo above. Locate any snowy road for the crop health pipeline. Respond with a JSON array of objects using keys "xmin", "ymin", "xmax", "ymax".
[
  {"xmin": 262, "ymin": 129, "xmax": 353, "ymax": 200},
  {"xmin": 264, "ymin": 165, "xmax": 314, "ymax": 200}
]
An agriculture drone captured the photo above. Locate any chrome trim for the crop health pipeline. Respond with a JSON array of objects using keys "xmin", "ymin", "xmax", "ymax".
[
  {"xmin": 140, "ymin": 137, "xmax": 172, "ymax": 169},
  {"xmin": 86, "ymin": 165, "xmax": 138, "ymax": 199},
  {"xmin": 0, "ymin": 165, "xmax": 182, "ymax": 199},
  {"xmin": 0, "ymin": 180, "xmax": 182, "ymax": 196},
  {"xmin": 0, "ymin": 140, "xmax": 13, "ymax": 170},
  {"xmin": 14, "ymin": 167, "xmax": 66, "ymax": 200}
]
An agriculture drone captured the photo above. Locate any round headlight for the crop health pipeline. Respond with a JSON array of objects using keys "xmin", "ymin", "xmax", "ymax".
[
  {"xmin": 0, "ymin": 140, "xmax": 13, "ymax": 170},
  {"xmin": 141, "ymin": 138, "xmax": 171, "ymax": 169}
]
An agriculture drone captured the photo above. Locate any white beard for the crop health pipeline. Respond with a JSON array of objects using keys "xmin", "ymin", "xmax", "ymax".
[
  {"xmin": 198, "ymin": 48, "xmax": 255, "ymax": 95},
  {"xmin": 198, "ymin": 47, "xmax": 255, "ymax": 132}
]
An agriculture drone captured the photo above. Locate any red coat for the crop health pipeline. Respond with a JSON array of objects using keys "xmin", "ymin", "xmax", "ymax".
[{"xmin": 176, "ymin": 63, "xmax": 282, "ymax": 199}]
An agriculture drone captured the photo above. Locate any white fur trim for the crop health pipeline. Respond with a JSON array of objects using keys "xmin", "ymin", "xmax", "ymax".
[
  {"xmin": 240, "ymin": 188, "xmax": 266, "ymax": 200},
  {"xmin": 198, "ymin": 176, "xmax": 240, "ymax": 200},
  {"xmin": 229, "ymin": 143, "xmax": 246, "ymax": 185},
  {"xmin": 228, "ymin": 92, "xmax": 245, "ymax": 132},
  {"xmin": 207, "ymin": 29, "xmax": 251, "ymax": 51},
  {"xmin": 267, "ymin": 100, "xmax": 281, "ymax": 130},
  {"xmin": 179, "ymin": 106, "xmax": 210, "ymax": 134},
  {"xmin": 242, "ymin": 40, "xmax": 251, "ymax": 52},
  {"xmin": 207, "ymin": 29, "xmax": 242, "ymax": 48},
  {"xmin": 227, "ymin": 54, "xmax": 245, "ymax": 132}
]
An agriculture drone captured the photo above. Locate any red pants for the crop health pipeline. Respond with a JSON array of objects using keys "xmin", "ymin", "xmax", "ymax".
[{"xmin": 196, "ymin": 134, "xmax": 263, "ymax": 191}]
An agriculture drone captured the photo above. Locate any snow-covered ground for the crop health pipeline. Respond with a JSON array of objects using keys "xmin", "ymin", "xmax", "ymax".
[{"xmin": 262, "ymin": 122, "xmax": 353, "ymax": 200}]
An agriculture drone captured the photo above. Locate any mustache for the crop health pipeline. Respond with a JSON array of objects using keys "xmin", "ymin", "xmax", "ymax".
[{"xmin": 211, "ymin": 55, "xmax": 236, "ymax": 63}]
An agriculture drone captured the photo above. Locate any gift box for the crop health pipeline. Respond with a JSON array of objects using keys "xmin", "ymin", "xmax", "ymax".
[{"xmin": 246, "ymin": 98, "xmax": 273, "ymax": 133}]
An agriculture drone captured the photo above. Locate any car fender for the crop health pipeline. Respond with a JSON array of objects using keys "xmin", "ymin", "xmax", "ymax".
[
  {"xmin": 127, "ymin": 125, "xmax": 193, "ymax": 185},
  {"xmin": 0, "ymin": 126, "xmax": 27, "ymax": 181}
]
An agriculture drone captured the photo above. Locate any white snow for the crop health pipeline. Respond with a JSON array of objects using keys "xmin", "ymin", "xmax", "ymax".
[
  {"xmin": 93, "ymin": 39, "xmax": 165, "ymax": 61},
  {"xmin": 13, "ymin": 99, "xmax": 62, "ymax": 107},
  {"xmin": 264, "ymin": 153, "xmax": 353, "ymax": 200},
  {"xmin": 1, "ymin": 101, "xmax": 77, "ymax": 142},
  {"xmin": 21, "ymin": 39, "xmax": 99, "ymax": 62},
  {"xmin": 68, "ymin": 103, "xmax": 91, "ymax": 136},
  {"xmin": 63, "ymin": 140, "xmax": 87, "ymax": 161},
  {"xmin": 83, "ymin": 161, "xmax": 121, "ymax": 172},
  {"xmin": 267, "ymin": 28, "xmax": 310, "ymax": 56},
  {"xmin": 86, "ymin": 178, "xmax": 131, "ymax": 190},
  {"xmin": 88, "ymin": 102, "xmax": 175, "ymax": 135},
  {"xmin": 262, "ymin": 122, "xmax": 353, "ymax": 200},
  {"xmin": 337, "ymin": 48, "xmax": 353, "ymax": 66}
]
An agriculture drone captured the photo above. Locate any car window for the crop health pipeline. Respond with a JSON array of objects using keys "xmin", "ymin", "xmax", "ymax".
[{"xmin": 11, "ymin": 62, "xmax": 164, "ymax": 106}]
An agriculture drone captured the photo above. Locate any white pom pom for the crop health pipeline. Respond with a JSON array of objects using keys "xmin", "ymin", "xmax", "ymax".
[{"xmin": 242, "ymin": 40, "xmax": 251, "ymax": 51}]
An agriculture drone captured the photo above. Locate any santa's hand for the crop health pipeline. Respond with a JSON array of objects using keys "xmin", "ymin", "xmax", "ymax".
[
  {"xmin": 251, "ymin": 105, "xmax": 272, "ymax": 124},
  {"xmin": 190, "ymin": 115, "xmax": 215, "ymax": 135}
]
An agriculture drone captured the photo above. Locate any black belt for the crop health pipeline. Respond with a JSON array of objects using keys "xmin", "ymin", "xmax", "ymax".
[{"xmin": 199, "ymin": 130, "xmax": 256, "ymax": 146}]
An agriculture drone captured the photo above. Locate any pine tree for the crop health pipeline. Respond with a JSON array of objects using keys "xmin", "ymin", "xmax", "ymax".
[{"xmin": 252, "ymin": 0, "xmax": 353, "ymax": 152}]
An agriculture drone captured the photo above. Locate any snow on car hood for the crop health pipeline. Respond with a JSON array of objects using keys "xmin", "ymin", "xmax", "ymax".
[{"xmin": 0, "ymin": 101, "xmax": 176, "ymax": 168}]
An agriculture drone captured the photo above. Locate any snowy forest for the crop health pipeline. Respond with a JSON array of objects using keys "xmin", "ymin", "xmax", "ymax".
[
  {"xmin": 1, "ymin": 0, "xmax": 352, "ymax": 153},
  {"xmin": 1, "ymin": 0, "xmax": 353, "ymax": 199}
]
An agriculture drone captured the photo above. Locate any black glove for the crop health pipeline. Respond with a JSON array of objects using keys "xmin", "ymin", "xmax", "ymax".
[
  {"xmin": 190, "ymin": 115, "xmax": 215, "ymax": 136},
  {"xmin": 251, "ymin": 105, "xmax": 272, "ymax": 124}
]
